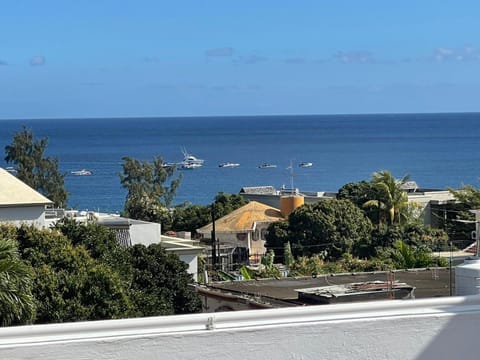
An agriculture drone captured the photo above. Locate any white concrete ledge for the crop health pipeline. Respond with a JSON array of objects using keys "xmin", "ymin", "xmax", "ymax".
[{"xmin": 1, "ymin": 295, "xmax": 480, "ymax": 359}]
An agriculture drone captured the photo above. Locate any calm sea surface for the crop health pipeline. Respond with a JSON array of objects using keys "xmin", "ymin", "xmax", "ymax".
[{"xmin": 1, "ymin": 113, "xmax": 479, "ymax": 212}]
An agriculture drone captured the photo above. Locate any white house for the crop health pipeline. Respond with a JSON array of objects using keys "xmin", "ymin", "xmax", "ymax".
[{"xmin": 0, "ymin": 167, "xmax": 53, "ymax": 228}]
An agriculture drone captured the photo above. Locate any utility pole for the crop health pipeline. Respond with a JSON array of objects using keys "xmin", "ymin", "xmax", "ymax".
[{"xmin": 211, "ymin": 202, "xmax": 217, "ymax": 269}]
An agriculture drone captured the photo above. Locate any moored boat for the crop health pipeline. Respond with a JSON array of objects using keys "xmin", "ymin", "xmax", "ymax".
[
  {"xmin": 219, "ymin": 162, "xmax": 240, "ymax": 168},
  {"xmin": 258, "ymin": 163, "xmax": 277, "ymax": 169},
  {"xmin": 299, "ymin": 162, "xmax": 313, "ymax": 168},
  {"xmin": 71, "ymin": 169, "xmax": 93, "ymax": 176},
  {"xmin": 179, "ymin": 162, "xmax": 202, "ymax": 170}
]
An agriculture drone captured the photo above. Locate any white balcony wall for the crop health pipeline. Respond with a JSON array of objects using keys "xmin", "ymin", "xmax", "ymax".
[{"xmin": 1, "ymin": 295, "xmax": 479, "ymax": 360}]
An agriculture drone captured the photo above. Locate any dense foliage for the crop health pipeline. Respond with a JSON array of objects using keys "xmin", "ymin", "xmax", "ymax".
[
  {"xmin": 4, "ymin": 127, "xmax": 67, "ymax": 207},
  {"xmin": 128, "ymin": 244, "xmax": 202, "ymax": 316},
  {"xmin": 266, "ymin": 199, "xmax": 373, "ymax": 261},
  {"xmin": 0, "ymin": 222, "xmax": 201, "ymax": 326},
  {"xmin": 0, "ymin": 234, "xmax": 35, "ymax": 326},
  {"xmin": 120, "ymin": 156, "xmax": 181, "ymax": 222},
  {"xmin": 264, "ymin": 170, "xmax": 451, "ymax": 277}
]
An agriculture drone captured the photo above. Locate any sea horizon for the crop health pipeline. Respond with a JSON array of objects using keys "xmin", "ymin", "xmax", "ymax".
[
  {"xmin": 1, "ymin": 112, "xmax": 479, "ymax": 213},
  {"xmin": 1, "ymin": 110, "xmax": 480, "ymax": 122}
]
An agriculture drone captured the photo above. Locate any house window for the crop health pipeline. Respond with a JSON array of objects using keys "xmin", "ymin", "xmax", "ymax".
[
  {"xmin": 236, "ymin": 233, "xmax": 247, "ymax": 241},
  {"xmin": 260, "ymin": 229, "xmax": 268, "ymax": 240}
]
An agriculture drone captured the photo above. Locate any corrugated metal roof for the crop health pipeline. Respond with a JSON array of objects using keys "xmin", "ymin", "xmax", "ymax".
[
  {"xmin": 197, "ymin": 201, "xmax": 284, "ymax": 234},
  {"xmin": 0, "ymin": 168, "xmax": 53, "ymax": 206}
]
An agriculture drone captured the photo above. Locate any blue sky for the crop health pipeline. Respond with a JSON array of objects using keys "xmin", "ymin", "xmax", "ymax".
[{"xmin": 1, "ymin": 0, "xmax": 480, "ymax": 119}]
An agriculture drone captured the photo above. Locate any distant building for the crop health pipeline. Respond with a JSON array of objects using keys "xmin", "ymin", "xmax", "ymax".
[
  {"xmin": 239, "ymin": 185, "xmax": 336, "ymax": 208},
  {"xmin": 0, "ymin": 167, "xmax": 53, "ymax": 228},
  {"xmin": 239, "ymin": 184, "xmax": 458, "ymax": 227},
  {"xmin": 197, "ymin": 201, "xmax": 285, "ymax": 265}
]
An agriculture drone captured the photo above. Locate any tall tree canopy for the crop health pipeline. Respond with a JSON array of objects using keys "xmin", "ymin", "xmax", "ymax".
[
  {"xmin": 4, "ymin": 127, "xmax": 67, "ymax": 207},
  {"xmin": 266, "ymin": 199, "xmax": 373, "ymax": 261},
  {"xmin": 128, "ymin": 243, "xmax": 202, "ymax": 316},
  {"xmin": 14, "ymin": 225, "xmax": 132, "ymax": 323},
  {"xmin": 363, "ymin": 170, "xmax": 410, "ymax": 225},
  {"xmin": 119, "ymin": 156, "xmax": 182, "ymax": 222}
]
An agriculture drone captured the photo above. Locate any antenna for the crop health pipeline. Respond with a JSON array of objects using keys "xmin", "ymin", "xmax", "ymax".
[{"xmin": 287, "ymin": 160, "xmax": 295, "ymax": 192}]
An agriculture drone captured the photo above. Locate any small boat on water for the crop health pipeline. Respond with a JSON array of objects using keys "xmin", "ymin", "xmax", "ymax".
[
  {"xmin": 299, "ymin": 162, "xmax": 313, "ymax": 168},
  {"xmin": 181, "ymin": 147, "xmax": 204, "ymax": 165},
  {"xmin": 5, "ymin": 166, "xmax": 17, "ymax": 174},
  {"xmin": 176, "ymin": 147, "xmax": 205, "ymax": 169},
  {"xmin": 219, "ymin": 162, "xmax": 240, "ymax": 168},
  {"xmin": 179, "ymin": 162, "xmax": 202, "ymax": 170},
  {"xmin": 258, "ymin": 163, "xmax": 277, "ymax": 169},
  {"xmin": 71, "ymin": 169, "xmax": 93, "ymax": 176}
]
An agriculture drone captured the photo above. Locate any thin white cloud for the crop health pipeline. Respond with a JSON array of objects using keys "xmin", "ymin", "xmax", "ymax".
[
  {"xmin": 30, "ymin": 56, "xmax": 46, "ymax": 66},
  {"xmin": 430, "ymin": 45, "xmax": 479, "ymax": 62}
]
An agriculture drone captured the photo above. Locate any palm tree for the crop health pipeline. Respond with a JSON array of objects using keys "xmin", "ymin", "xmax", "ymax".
[
  {"xmin": 0, "ymin": 238, "xmax": 35, "ymax": 326},
  {"xmin": 363, "ymin": 170, "xmax": 410, "ymax": 225}
]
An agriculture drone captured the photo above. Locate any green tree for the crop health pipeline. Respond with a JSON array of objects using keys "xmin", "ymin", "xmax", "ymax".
[
  {"xmin": 286, "ymin": 199, "xmax": 373, "ymax": 260},
  {"xmin": 54, "ymin": 218, "xmax": 133, "ymax": 280},
  {"xmin": 337, "ymin": 180, "xmax": 376, "ymax": 208},
  {"xmin": 119, "ymin": 156, "xmax": 182, "ymax": 222},
  {"xmin": 0, "ymin": 233, "xmax": 36, "ymax": 326},
  {"xmin": 363, "ymin": 170, "xmax": 410, "ymax": 225},
  {"xmin": 380, "ymin": 241, "xmax": 447, "ymax": 269},
  {"xmin": 4, "ymin": 127, "xmax": 68, "ymax": 207},
  {"xmin": 265, "ymin": 221, "xmax": 290, "ymax": 263},
  {"xmin": 449, "ymin": 184, "xmax": 480, "ymax": 208},
  {"xmin": 128, "ymin": 243, "xmax": 201, "ymax": 316},
  {"xmin": 445, "ymin": 185, "xmax": 480, "ymax": 243},
  {"xmin": 14, "ymin": 225, "xmax": 133, "ymax": 323}
]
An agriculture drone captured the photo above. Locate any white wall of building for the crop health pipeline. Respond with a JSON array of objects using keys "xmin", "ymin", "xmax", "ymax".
[
  {"xmin": 1, "ymin": 295, "xmax": 480, "ymax": 360},
  {"xmin": 0, "ymin": 205, "xmax": 46, "ymax": 228},
  {"xmin": 130, "ymin": 222, "xmax": 161, "ymax": 246},
  {"xmin": 178, "ymin": 253, "xmax": 198, "ymax": 282}
]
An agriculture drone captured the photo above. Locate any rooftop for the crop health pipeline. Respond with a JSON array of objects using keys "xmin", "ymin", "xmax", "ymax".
[{"xmin": 0, "ymin": 167, "xmax": 52, "ymax": 207}]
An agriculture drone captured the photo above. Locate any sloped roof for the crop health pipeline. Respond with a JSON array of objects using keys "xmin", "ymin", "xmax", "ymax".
[
  {"xmin": 197, "ymin": 201, "xmax": 284, "ymax": 234},
  {"xmin": 0, "ymin": 168, "xmax": 53, "ymax": 207}
]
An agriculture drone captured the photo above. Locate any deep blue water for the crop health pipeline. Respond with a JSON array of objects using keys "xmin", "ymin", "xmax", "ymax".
[{"xmin": 1, "ymin": 113, "xmax": 479, "ymax": 212}]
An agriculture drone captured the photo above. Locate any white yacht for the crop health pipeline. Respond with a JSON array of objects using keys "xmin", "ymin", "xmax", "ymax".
[
  {"xmin": 71, "ymin": 169, "xmax": 93, "ymax": 176},
  {"xmin": 299, "ymin": 162, "xmax": 313, "ymax": 168},
  {"xmin": 219, "ymin": 162, "xmax": 240, "ymax": 168}
]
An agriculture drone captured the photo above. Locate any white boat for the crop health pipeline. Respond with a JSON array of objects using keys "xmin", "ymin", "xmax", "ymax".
[
  {"xmin": 179, "ymin": 162, "xmax": 202, "ymax": 170},
  {"xmin": 219, "ymin": 162, "xmax": 240, "ymax": 168},
  {"xmin": 71, "ymin": 169, "xmax": 93, "ymax": 176},
  {"xmin": 181, "ymin": 147, "xmax": 204, "ymax": 165},
  {"xmin": 258, "ymin": 163, "xmax": 277, "ymax": 169},
  {"xmin": 5, "ymin": 166, "xmax": 17, "ymax": 174},
  {"xmin": 299, "ymin": 162, "xmax": 313, "ymax": 168},
  {"xmin": 176, "ymin": 147, "xmax": 204, "ymax": 169}
]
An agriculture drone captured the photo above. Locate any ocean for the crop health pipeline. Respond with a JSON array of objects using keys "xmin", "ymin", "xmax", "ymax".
[{"xmin": 1, "ymin": 113, "xmax": 479, "ymax": 213}]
